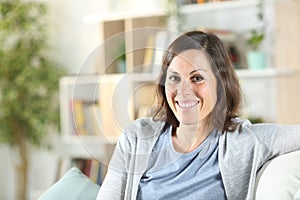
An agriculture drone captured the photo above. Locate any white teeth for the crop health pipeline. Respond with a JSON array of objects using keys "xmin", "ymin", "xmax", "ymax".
[{"xmin": 177, "ymin": 101, "xmax": 198, "ymax": 108}]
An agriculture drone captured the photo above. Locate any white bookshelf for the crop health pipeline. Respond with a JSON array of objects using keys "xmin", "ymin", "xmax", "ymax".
[
  {"xmin": 60, "ymin": 69, "xmax": 292, "ymax": 143},
  {"xmin": 84, "ymin": 0, "xmax": 258, "ymax": 24},
  {"xmin": 59, "ymin": 74, "xmax": 131, "ymax": 164},
  {"xmin": 180, "ymin": 0, "xmax": 258, "ymax": 14},
  {"xmin": 82, "ymin": 0, "xmax": 264, "ymax": 74},
  {"xmin": 236, "ymin": 68, "xmax": 292, "ymax": 79},
  {"xmin": 59, "ymin": 75, "xmax": 100, "ymax": 140},
  {"xmin": 59, "ymin": 0, "xmax": 279, "ymax": 181}
]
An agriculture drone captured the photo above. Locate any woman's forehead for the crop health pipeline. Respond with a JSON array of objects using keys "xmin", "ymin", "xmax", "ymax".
[{"xmin": 168, "ymin": 49, "xmax": 212, "ymax": 73}]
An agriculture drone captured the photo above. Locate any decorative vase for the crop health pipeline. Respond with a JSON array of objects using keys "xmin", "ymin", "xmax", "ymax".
[{"xmin": 247, "ymin": 51, "xmax": 266, "ymax": 70}]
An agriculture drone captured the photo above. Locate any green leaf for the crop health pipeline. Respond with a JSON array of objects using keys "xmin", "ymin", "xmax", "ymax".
[{"xmin": 247, "ymin": 30, "xmax": 265, "ymax": 50}]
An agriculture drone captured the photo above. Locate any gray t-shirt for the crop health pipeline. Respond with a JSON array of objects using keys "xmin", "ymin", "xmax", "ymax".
[{"xmin": 137, "ymin": 127, "xmax": 226, "ymax": 200}]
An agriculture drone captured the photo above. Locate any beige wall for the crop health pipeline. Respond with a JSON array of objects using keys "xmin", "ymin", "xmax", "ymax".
[{"xmin": 274, "ymin": 0, "xmax": 300, "ymax": 124}]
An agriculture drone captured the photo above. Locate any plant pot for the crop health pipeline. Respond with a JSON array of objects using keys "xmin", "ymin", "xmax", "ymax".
[
  {"xmin": 247, "ymin": 51, "xmax": 266, "ymax": 70},
  {"xmin": 117, "ymin": 59, "xmax": 126, "ymax": 73}
]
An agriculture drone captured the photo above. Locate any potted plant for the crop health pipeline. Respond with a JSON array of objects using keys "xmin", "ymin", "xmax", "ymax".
[
  {"xmin": 0, "ymin": 1, "xmax": 65, "ymax": 199},
  {"xmin": 247, "ymin": 30, "xmax": 265, "ymax": 51},
  {"xmin": 246, "ymin": 0, "xmax": 266, "ymax": 70}
]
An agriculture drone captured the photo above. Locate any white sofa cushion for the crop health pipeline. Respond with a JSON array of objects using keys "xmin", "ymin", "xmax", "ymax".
[
  {"xmin": 294, "ymin": 187, "xmax": 300, "ymax": 200},
  {"xmin": 255, "ymin": 150, "xmax": 300, "ymax": 200}
]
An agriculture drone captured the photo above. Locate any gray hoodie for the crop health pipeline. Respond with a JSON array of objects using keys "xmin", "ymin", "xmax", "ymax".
[{"xmin": 97, "ymin": 118, "xmax": 300, "ymax": 200}]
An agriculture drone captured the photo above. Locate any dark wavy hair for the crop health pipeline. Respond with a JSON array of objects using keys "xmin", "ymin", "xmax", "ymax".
[{"xmin": 152, "ymin": 30, "xmax": 242, "ymax": 133}]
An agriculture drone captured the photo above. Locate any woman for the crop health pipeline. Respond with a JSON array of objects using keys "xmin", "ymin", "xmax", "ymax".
[{"xmin": 97, "ymin": 31, "xmax": 300, "ymax": 200}]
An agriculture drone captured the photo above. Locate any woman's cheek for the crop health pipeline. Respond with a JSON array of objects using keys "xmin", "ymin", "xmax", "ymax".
[
  {"xmin": 165, "ymin": 87, "xmax": 176, "ymax": 109},
  {"xmin": 165, "ymin": 84, "xmax": 176, "ymax": 97}
]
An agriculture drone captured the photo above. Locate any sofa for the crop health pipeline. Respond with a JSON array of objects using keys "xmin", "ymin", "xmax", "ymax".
[
  {"xmin": 38, "ymin": 150, "xmax": 300, "ymax": 200},
  {"xmin": 255, "ymin": 150, "xmax": 300, "ymax": 200}
]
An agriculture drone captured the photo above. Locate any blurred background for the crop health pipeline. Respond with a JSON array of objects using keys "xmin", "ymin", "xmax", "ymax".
[{"xmin": 1, "ymin": 0, "xmax": 300, "ymax": 199}]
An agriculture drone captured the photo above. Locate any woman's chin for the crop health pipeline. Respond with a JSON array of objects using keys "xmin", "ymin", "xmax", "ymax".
[
  {"xmin": 178, "ymin": 117, "xmax": 199, "ymax": 126},
  {"xmin": 177, "ymin": 115, "xmax": 210, "ymax": 126}
]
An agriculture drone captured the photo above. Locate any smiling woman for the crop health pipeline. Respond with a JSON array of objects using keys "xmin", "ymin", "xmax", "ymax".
[
  {"xmin": 165, "ymin": 50, "xmax": 217, "ymax": 127},
  {"xmin": 96, "ymin": 31, "xmax": 300, "ymax": 200},
  {"xmin": 154, "ymin": 31, "xmax": 241, "ymax": 133},
  {"xmin": 164, "ymin": 49, "xmax": 218, "ymax": 153}
]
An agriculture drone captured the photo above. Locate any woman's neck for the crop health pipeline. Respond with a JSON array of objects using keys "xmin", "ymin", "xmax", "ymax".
[{"xmin": 172, "ymin": 121, "xmax": 213, "ymax": 153}]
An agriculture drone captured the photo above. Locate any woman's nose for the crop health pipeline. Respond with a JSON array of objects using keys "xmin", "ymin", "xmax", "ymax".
[{"xmin": 177, "ymin": 78, "xmax": 192, "ymax": 96}]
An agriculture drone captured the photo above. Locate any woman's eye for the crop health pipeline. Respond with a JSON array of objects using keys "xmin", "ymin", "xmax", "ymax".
[
  {"xmin": 191, "ymin": 75, "xmax": 204, "ymax": 82},
  {"xmin": 168, "ymin": 75, "xmax": 180, "ymax": 82}
]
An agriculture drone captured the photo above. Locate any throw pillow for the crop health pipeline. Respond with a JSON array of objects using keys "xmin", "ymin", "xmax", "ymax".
[{"xmin": 37, "ymin": 167, "xmax": 100, "ymax": 200}]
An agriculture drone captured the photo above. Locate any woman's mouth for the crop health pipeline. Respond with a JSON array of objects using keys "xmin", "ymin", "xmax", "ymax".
[{"xmin": 176, "ymin": 100, "xmax": 199, "ymax": 109}]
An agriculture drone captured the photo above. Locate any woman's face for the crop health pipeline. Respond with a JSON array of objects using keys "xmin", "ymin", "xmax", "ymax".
[{"xmin": 165, "ymin": 49, "xmax": 217, "ymax": 125}]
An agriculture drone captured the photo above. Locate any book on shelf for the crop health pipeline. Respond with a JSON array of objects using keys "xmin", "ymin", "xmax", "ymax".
[
  {"xmin": 142, "ymin": 30, "xmax": 173, "ymax": 74},
  {"xmin": 71, "ymin": 100, "xmax": 103, "ymax": 136},
  {"xmin": 56, "ymin": 157, "xmax": 106, "ymax": 186},
  {"xmin": 88, "ymin": 102, "xmax": 103, "ymax": 136},
  {"xmin": 142, "ymin": 35, "xmax": 155, "ymax": 73},
  {"xmin": 176, "ymin": 0, "xmax": 228, "ymax": 6},
  {"xmin": 72, "ymin": 100, "xmax": 88, "ymax": 135},
  {"xmin": 152, "ymin": 30, "xmax": 171, "ymax": 74}
]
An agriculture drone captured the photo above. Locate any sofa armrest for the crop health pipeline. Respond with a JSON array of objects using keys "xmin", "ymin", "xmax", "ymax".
[
  {"xmin": 255, "ymin": 150, "xmax": 300, "ymax": 200},
  {"xmin": 294, "ymin": 187, "xmax": 300, "ymax": 200}
]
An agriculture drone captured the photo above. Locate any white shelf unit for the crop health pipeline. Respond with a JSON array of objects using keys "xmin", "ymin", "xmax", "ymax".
[
  {"xmin": 60, "ymin": 69, "xmax": 292, "ymax": 150},
  {"xmin": 59, "ymin": 73, "xmax": 159, "ymax": 144},
  {"xmin": 180, "ymin": 0, "xmax": 258, "ymax": 14},
  {"xmin": 84, "ymin": 0, "xmax": 258, "ymax": 24},
  {"xmin": 60, "ymin": 67, "xmax": 292, "ymax": 157},
  {"xmin": 59, "ymin": 0, "xmax": 280, "ymax": 172},
  {"xmin": 59, "ymin": 74, "xmax": 131, "ymax": 160},
  {"xmin": 179, "ymin": 0, "xmax": 261, "ymax": 31},
  {"xmin": 87, "ymin": 0, "xmax": 264, "ymax": 74},
  {"xmin": 60, "ymin": 75, "xmax": 102, "ymax": 159},
  {"xmin": 236, "ymin": 68, "xmax": 292, "ymax": 79}
]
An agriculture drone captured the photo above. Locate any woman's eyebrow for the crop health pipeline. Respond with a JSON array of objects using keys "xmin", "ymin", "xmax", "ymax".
[
  {"xmin": 167, "ymin": 68, "xmax": 207, "ymax": 75},
  {"xmin": 189, "ymin": 68, "xmax": 207, "ymax": 74},
  {"xmin": 167, "ymin": 69, "xmax": 179, "ymax": 74}
]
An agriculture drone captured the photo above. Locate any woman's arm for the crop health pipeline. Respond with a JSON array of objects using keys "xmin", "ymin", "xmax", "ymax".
[
  {"xmin": 96, "ymin": 167, "xmax": 127, "ymax": 200},
  {"xmin": 244, "ymin": 122, "xmax": 300, "ymax": 158},
  {"xmin": 96, "ymin": 134, "xmax": 128, "ymax": 200},
  {"xmin": 96, "ymin": 118, "xmax": 165, "ymax": 199},
  {"xmin": 270, "ymin": 124, "xmax": 300, "ymax": 156}
]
